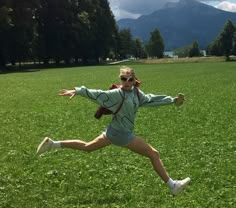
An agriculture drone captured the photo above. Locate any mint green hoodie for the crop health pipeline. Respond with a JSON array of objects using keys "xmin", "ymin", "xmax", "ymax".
[{"xmin": 75, "ymin": 86, "xmax": 175, "ymax": 132}]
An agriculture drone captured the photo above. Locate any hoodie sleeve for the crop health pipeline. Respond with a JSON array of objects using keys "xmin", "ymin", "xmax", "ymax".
[
  {"xmin": 138, "ymin": 89, "xmax": 176, "ymax": 107},
  {"xmin": 74, "ymin": 86, "xmax": 123, "ymax": 112}
]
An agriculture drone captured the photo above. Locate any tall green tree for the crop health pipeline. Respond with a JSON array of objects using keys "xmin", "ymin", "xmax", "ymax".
[
  {"xmin": 146, "ymin": 29, "xmax": 164, "ymax": 58},
  {"xmin": 35, "ymin": 0, "xmax": 74, "ymax": 64},
  {"xmin": 231, "ymin": 31, "xmax": 236, "ymax": 55},
  {"xmin": 91, "ymin": 0, "xmax": 117, "ymax": 62},
  {"xmin": 189, "ymin": 40, "xmax": 200, "ymax": 57},
  {"xmin": 73, "ymin": 0, "xmax": 95, "ymax": 63},
  {"xmin": 219, "ymin": 20, "xmax": 236, "ymax": 60},
  {"xmin": 0, "ymin": 1, "xmax": 12, "ymax": 69},
  {"xmin": 207, "ymin": 36, "xmax": 224, "ymax": 56},
  {"xmin": 117, "ymin": 28, "xmax": 133, "ymax": 59},
  {"xmin": 207, "ymin": 19, "xmax": 236, "ymax": 60},
  {"xmin": 8, "ymin": 0, "xmax": 35, "ymax": 65},
  {"xmin": 132, "ymin": 38, "xmax": 147, "ymax": 59}
]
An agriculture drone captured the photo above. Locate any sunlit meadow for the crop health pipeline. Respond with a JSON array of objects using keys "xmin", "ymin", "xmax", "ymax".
[{"xmin": 0, "ymin": 61, "xmax": 235, "ymax": 208}]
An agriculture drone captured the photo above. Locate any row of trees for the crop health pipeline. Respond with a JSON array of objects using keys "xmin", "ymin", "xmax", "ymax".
[
  {"xmin": 173, "ymin": 41, "xmax": 202, "ymax": 58},
  {"xmin": 121, "ymin": 20, "xmax": 236, "ymax": 60},
  {"xmin": 114, "ymin": 28, "xmax": 147, "ymax": 60},
  {"xmin": 0, "ymin": 0, "xmax": 203, "ymax": 70},
  {"xmin": 119, "ymin": 20, "xmax": 236, "ymax": 60},
  {"xmin": 0, "ymin": 0, "xmax": 118, "ymax": 68},
  {"xmin": 0, "ymin": 0, "xmax": 235, "ymax": 70},
  {"xmin": 0, "ymin": 0, "xmax": 153, "ymax": 69},
  {"xmin": 168, "ymin": 20, "xmax": 236, "ymax": 59}
]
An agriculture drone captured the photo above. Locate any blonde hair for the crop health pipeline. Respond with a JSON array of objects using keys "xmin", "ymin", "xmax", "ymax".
[{"xmin": 119, "ymin": 66, "xmax": 141, "ymax": 87}]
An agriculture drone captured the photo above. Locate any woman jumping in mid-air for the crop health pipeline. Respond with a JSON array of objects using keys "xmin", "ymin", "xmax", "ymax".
[{"xmin": 37, "ymin": 66, "xmax": 190, "ymax": 196}]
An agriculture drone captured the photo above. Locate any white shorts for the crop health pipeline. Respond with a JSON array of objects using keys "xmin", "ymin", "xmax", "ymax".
[{"xmin": 103, "ymin": 125, "xmax": 136, "ymax": 146}]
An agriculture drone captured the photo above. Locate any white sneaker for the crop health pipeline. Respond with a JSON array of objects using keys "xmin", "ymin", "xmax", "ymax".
[
  {"xmin": 170, "ymin": 177, "xmax": 191, "ymax": 196},
  {"xmin": 37, "ymin": 137, "xmax": 53, "ymax": 155}
]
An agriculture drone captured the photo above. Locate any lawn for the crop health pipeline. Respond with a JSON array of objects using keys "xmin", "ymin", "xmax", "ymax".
[{"xmin": 0, "ymin": 61, "xmax": 235, "ymax": 208}]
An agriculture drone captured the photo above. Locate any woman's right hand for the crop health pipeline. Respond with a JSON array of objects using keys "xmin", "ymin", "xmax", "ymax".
[
  {"xmin": 59, "ymin": 89, "xmax": 76, "ymax": 99},
  {"xmin": 175, "ymin": 93, "xmax": 185, "ymax": 107}
]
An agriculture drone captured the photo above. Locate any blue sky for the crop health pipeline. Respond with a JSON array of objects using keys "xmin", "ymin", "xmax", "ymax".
[{"xmin": 108, "ymin": 0, "xmax": 236, "ymax": 20}]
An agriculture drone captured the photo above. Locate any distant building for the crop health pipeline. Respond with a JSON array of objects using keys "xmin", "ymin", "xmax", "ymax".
[
  {"xmin": 201, "ymin": 50, "xmax": 207, "ymax": 56},
  {"xmin": 164, "ymin": 51, "xmax": 174, "ymax": 58}
]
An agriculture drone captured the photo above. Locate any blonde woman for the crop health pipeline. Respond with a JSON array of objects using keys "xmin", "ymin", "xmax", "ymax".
[{"xmin": 37, "ymin": 66, "xmax": 190, "ymax": 195}]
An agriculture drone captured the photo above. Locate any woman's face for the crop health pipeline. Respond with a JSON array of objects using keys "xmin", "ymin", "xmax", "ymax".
[{"xmin": 120, "ymin": 75, "xmax": 135, "ymax": 91}]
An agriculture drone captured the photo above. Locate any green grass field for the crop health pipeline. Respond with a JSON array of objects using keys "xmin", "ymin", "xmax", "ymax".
[{"xmin": 0, "ymin": 62, "xmax": 235, "ymax": 208}]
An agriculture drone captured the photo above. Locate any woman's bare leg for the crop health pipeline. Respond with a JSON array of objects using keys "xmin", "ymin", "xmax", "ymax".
[
  {"xmin": 37, "ymin": 134, "xmax": 111, "ymax": 155},
  {"xmin": 127, "ymin": 136, "xmax": 170, "ymax": 183},
  {"xmin": 60, "ymin": 134, "xmax": 111, "ymax": 152}
]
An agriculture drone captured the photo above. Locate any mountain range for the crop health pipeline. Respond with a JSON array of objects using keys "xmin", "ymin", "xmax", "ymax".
[{"xmin": 117, "ymin": 0, "xmax": 236, "ymax": 50}]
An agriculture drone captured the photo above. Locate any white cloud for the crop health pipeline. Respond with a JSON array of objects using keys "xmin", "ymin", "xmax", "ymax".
[
  {"xmin": 108, "ymin": 0, "xmax": 119, "ymax": 11},
  {"xmin": 108, "ymin": 0, "xmax": 236, "ymax": 20},
  {"xmin": 109, "ymin": 0, "xmax": 178, "ymax": 20},
  {"xmin": 109, "ymin": 0, "xmax": 141, "ymax": 19},
  {"xmin": 118, "ymin": 10, "xmax": 142, "ymax": 20},
  {"xmin": 117, "ymin": 0, "xmax": 175, "ymax": 14},
  {"xmin": 215, "ymin": 1, "xmax": 236, "ymax": 12}
]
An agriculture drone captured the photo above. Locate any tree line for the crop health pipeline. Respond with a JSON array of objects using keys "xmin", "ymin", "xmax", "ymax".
[
  {"xmin": 120, "ymin": 19, "xmax": 236, "ymax": 60},
  {"xmin": 0, "ymin": 0, "xmax": 148, "ymax": 70},
  {"xmin": 173, "ymin": 20, "xmax": 236, "ymax": 59},
  {"xmin": 1, "ymin": 1, "xmax": 236, "ymax": 70},
  {"xmin": 0, "ymin": 0, "xmax": 118, "ymax": 68}
]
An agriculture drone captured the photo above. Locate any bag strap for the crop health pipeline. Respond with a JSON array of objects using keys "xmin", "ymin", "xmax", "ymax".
[
  {"xmin": 114, "ymin": 89, "xmax": 125, "ymax": 115},
  {"xmin": 114, "ymin": 87, "xmax": 140, "ymax": 115},
  {"xmin": 135, "ymin": 87, "xmax": 140, "ymax": 102}
]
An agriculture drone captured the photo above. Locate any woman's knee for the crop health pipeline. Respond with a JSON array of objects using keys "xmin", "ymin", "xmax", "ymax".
[
  {"xmin": 83, "ymin": 135, "xmax": 110, "ymax": 153},
  {"xmin": 83, "ymin": 143, "xmax": 95, "ymax": 153},
  {"xmin": 139, "ymin": 146, "xmax": 160, "ymax": 159},
  {"xmin": 149, "ymin": 148, "xmax": 160, "ymax": 159},
  {"xmin": 85, "ymin": 146, "xmax": 97, "ymax": 153}
]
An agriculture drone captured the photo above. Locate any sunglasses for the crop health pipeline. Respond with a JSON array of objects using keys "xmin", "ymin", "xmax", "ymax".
[{"xmin": 120, "ymin": 76, "xmax": 135, "ymax": 82}]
